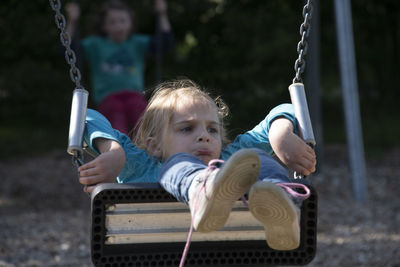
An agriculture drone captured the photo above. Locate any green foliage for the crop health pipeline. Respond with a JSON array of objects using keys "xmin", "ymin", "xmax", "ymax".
[{"xmin": 0, "ymin": 0, "xmax": 399, "ymax": 158}]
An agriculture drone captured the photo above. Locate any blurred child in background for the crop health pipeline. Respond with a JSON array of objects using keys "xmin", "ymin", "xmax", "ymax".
[{"xmin": 66, "ymin": 0, "xmax": 173, "ymax": 135}]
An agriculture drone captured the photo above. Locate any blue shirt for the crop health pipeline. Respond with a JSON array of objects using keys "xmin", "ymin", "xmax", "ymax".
[
  {"xmin": 84, "ymin": 103, "xmax": 298, "ymax": 183},
  {"xmin": 82, "ymin": 35, "xmax": 151, "ymax": 104}
]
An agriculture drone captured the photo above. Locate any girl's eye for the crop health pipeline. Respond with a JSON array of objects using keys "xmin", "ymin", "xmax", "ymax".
[
  {"xmin": 208, "ymin": 127, "xmax": 219, "ymax": 134},
  {"xmin": 180, "ymin": 126, "xmax": 192, "ymax": 133}
]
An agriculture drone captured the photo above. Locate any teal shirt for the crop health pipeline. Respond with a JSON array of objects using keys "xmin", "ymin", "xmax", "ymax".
[
  {"xmin": 82, "ymin": 35, "xmax": 151, "ymax": 104},
  {"xmin": 83, "ymin": 104, "xmax": 298, "ymax": 183}
]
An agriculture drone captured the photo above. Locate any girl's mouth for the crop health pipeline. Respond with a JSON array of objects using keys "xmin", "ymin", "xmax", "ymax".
[{"xmin": 196, "ymin": 150, "xmax": 212, "ymax": 156}]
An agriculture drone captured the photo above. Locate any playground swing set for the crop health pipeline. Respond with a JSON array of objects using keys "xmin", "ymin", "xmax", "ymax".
[{"xmin": 49, "ymin": 0, "xmax": 318, "ymax": 266}]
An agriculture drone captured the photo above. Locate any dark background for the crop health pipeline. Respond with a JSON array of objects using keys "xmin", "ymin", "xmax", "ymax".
[{"xmin": 1, "ymin": 0, "xmax": 399, "ymax": 160}]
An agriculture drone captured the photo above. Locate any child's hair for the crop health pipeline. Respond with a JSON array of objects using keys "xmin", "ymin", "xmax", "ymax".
[
  {"xmin": 134, "ymin": 79, "xmax": 230, "ymax": 160},
  {"xmin": 91, "ymin": 0, "xmax": 135, "ymax": 36}
]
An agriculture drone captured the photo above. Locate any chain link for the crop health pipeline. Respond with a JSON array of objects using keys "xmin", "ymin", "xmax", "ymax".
[
  {"xmin": 293, "ymin": 0, "xmax": 313, "ymax": 84},
  {"xmin": 49, "ymin": 0, "xmax": 83, "ymax": 89},
  {"xmin": 72, "ymin": 150, "xmax": 84, "ymax": 168},
  {"xmin": 50, "ymin": 0, "xmax": 86, "ymax": 166}
]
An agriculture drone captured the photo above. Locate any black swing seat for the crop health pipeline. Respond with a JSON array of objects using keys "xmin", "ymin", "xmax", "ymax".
[{"xmin": 90, "ymin": 181, "xmax": 317, "ymax": 267}]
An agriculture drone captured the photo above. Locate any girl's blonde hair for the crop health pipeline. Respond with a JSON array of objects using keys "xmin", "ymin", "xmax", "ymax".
[{"xmin": 134, "ymin": 79, "xmax": 229, "ymax": 159}]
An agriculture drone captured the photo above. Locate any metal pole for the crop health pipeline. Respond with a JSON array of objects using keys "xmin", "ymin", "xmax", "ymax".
[{"xmin": 334, "ymin": 0, "xmax": 368, "ymax": 203}]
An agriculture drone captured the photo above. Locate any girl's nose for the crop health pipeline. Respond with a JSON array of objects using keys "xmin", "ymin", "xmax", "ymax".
[{"xmin": 197, "ymin": 129, "xmax": 210, "ymax": 142}]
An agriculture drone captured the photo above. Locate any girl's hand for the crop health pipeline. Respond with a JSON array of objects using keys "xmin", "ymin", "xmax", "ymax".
[
  {"xmin": 78, "ymin": 140, "xmax": 126, "ymax": 193},
  {"xmin": 269, "ymin": 118, "xmax": 316, "ymax": 176},
  {"xmin": 65, "ymin": 2, "xmax": 81, "ymax": 23},
  {"xmin": 154, "ymin": 0, "xmax": 167, "ymax": 15}
]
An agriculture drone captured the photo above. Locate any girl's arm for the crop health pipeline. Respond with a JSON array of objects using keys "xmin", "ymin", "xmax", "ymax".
[
  {"xmin": 78, "ymin": 138, "xmax": 126, "ymax": 193},
  {"xmin": 222, "ymin": 103, "xmax": 316, "ymax": 175},
  {"xmin": 81, "ymin": 109, "xmax": 161, "ymax": 187},
  {"xmin": 64, "ymin": 2, "xmax": 85, "ymax": 61},
  {"xmin": 65, "ymin": 2, "xmax": 80, "ymax": 40},
  {"xmin": 269, "ymin": 118, "xmax": 316, "ymax": 176},
  {"xmin": 154, "ymin": 0, "xmax": 171, "ymax": 33},
  {"xmin": 78, "ymin": 109, "xmax": 128, "ymax": 192},
  {"xmin": 222, "ymin": 104, "xmax": 297, "ymax": 157},
  {"xmin": 148, "ymin": 0, "xmax": 174, "ymax": 55}
]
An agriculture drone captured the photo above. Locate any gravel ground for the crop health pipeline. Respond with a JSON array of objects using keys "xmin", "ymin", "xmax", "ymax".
[{"xmin": 0, "ymin": 145, "xmax": 399, "ymax": 267}]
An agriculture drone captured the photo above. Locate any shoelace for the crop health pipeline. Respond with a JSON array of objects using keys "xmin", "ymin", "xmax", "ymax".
[
  {"xmin": 277, "ymin": 182, "xmax": 310, "ymax": 200},
  {"xmin": 241, "ymin": 182, "xmax": 310, "ymax": 208},
  {"xmin": 179, "ymin": 159, "xmax": 224, "ymax": 267}
]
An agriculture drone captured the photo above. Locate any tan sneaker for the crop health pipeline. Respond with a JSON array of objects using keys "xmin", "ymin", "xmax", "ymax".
[
  {"xmin": 249, "ymin": 181, "xmax": 302, "ymax": 250},
  {"xmin": 188, "ymin": 149, "xmax": 260, "ymax": 233}
]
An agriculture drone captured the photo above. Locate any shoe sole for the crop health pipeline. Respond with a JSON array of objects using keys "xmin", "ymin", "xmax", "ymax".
[
  {"xmin": 195, "ymin": 149, "xmax": 260, "ymax": 233},
  {"xmin": 249, "ymin": 182, "xmax": 300, "ymax": 250}
]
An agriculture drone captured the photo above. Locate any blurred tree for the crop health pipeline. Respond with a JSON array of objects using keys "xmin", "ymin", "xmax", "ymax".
[{"xmin": 0, "ymin": 0, "xmax": 399, "ymax": 158}]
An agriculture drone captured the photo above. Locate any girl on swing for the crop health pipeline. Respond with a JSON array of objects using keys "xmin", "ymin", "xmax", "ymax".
[{"xmin": 79, "ymin": 79, "xmax": 316, "ymax": 251}]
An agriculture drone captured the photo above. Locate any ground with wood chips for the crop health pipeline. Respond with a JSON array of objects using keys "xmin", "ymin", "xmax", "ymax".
[{"xmin": 0, "ymin": 145, "xmax": 399, "ymax": 266}]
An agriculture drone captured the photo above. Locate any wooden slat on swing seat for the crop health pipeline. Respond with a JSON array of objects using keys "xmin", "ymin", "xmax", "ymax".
[
  {"xmin": 105, "ymin": 201, "xmax": 265, "ymax": 244},
  {"xmin": 90, "ymin": 182, "xmax": 318, "ymax": 267}
]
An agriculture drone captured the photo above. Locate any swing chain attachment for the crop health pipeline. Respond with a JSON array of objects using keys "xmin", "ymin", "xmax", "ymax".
[
  {"xmin": 293, "ymin": 0, "xmax": 313, "ymax": 84},
  {"xmin": 49, "ymin": 0, "xmax": 83, "ymax": 89},
  {"xmin": 72, "ymin": 150, "xmax": 84, "ymax": 169}
]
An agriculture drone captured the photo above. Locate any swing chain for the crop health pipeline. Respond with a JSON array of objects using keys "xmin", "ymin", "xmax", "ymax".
[
  {"xmin": 72, "ymin": 150, "xmax": 84, "ymax": 169},
  {"xmin": 49, "ymin": 0, "xmax": 83, "ymax": 89},
  {"xmin": 293, "ymin": 0, "xmax": 313, "ymax": 84}
]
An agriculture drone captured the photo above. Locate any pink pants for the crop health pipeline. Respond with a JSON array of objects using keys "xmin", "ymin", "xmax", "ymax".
[{"xmin": 98, "ymin": 91, "xmax": 147, "ymax": 136}]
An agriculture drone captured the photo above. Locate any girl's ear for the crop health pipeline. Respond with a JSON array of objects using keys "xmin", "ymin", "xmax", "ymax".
[{"xmin": 146, "ymin": 137, "xmax": 162, "ymax": 158}]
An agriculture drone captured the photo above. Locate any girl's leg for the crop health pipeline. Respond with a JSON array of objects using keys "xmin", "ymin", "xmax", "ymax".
[
  {"xmin": 118, "ymin": 90, "xmax": 147, "ymax": 134},
  {"xmin": 158, "ymin": 152, "xmax": 206, "ymax": 204},
  {"xmin": 255, "ymin": 148, "xmax": 290, "ymax": 183},
  {"xmin": 159, "ymin": 149, "xmax": 260, "ymax": 233},
  {"xmin": 98, "ymin": 92, "xmax": 130, "ymax": 135},
  {"xmin": 123, "ymin": 91, "xmax": 148, "ymax": 133}
]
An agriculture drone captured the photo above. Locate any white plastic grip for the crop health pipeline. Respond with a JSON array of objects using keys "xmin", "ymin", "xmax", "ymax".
[
  {"xmin": 67, "ymin": 88, "xmax": 89, "ymax": 155},
  {"xmin": 289, "ymin": 83, "xmax": 316, "ymax": 146}
]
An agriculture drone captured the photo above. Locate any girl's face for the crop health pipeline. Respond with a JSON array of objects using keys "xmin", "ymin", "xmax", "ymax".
[
  {"xmin": 163, "ymin": 100, "xmax": 222, "ymax": 164},
  {"xmin": 103, "ymin": 9, "xmax": 132, "ymax": 43}
]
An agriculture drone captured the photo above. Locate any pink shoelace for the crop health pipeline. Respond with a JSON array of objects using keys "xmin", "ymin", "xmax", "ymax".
[
  {"xmin": 179, "ymin": 159, "xmax": 224, "ymax": 267},
  {"xmin": 241, "ymin": 182, "xmax": 311, "ymax": 207},
  {"xmin": 277, "ymin": 182, "xmax": 311, "ymax": 200}
]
